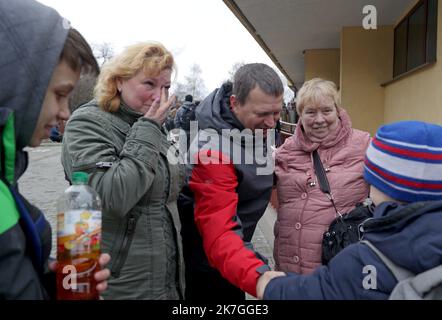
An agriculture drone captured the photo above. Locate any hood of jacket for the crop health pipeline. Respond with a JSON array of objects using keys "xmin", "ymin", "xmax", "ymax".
[
  {"xmin": 364, "ymin": 200, "xmax": 442, "ymax": 274},
  {"xmin": 195, "ymin": 82, "xmax": 245, "ymax": 132},
  {"xmin": 0, "ymin": 0, "xmax": 69, "ymax": 149},
  {"xmin": 0, "ymin": 0, "xmax": 68, "ymax": 180}
]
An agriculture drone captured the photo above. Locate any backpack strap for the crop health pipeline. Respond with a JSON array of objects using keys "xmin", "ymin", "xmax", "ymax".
[
  {"xmin": 360, "ymin": 240, "xmax": 414, "ymax": 281},
  {"xmin": 362, "ymin": 240, "xmax": 442, "ymax": 299},
  {"xmin": 410, "ymin": 265, "xmax": 442, "ymax": 298}
]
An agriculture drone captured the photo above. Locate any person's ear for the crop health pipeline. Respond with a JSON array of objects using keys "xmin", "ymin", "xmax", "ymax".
[
  {"xmin": 116, "ymin": 78, "xmax": 123, "ymax": 93},
  {"xmin": 335, "ymin": 103, "xmax": 341, "ymax": 118},
  {"xmin": 230, "ymin": 95, "xmax": 238, "ymax": 111}
]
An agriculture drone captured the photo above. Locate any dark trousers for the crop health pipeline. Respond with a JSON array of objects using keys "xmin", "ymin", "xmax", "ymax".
[
  {"xmin": 185, "ymin": 267, "xmax": 245, "ymax": 301},
  {"xmin": 178, "ymin": 190, "xmax": 245, "ymax": 301}
]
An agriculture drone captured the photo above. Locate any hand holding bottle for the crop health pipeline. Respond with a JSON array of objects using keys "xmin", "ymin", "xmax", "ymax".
[
  {"xmin": 56, "ymin": 172, "xmax": 103, "ymax": 300},
  {"xmin": 50, "ymin": 253, "xmax": 110, "ymax": 294}
]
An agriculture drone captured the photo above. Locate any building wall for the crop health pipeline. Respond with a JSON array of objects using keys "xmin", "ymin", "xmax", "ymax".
[
  {"xmin": 384, "ymin": 2, "xmax": 442, "ymax": 125},
  {"xmin": 304, "ymin": 49, "xmax": 340, "ymax": 87},
  {"xmin": 340, "ymin": 26, "xmax": 394, "ymax": 136}
]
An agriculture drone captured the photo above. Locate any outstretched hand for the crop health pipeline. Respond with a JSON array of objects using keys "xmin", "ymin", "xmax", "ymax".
[{"xmin": 256, "ymin": 271, "xmax": 286, "ymax": 299}]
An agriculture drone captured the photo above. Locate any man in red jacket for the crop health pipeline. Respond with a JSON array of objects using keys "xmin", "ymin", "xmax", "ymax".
[{"xmin": 178, "ymin": 63, "xmax": 284, "ymax": 300}]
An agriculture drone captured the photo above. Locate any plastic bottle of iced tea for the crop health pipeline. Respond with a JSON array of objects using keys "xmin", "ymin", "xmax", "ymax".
[{"xmin": 56, "ymin": 171, "xmax": 102, "ymax": 300}]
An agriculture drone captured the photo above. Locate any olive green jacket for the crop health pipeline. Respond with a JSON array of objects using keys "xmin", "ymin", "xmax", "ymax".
[{"xmin": 61, "ymin": 100, "xmax": 185, "ymax": 299}]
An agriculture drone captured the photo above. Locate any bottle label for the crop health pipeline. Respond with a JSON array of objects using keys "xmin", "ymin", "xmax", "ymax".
[{"xmin": 57, "ymin": 210, "xmax": 101, "ymax": 255}]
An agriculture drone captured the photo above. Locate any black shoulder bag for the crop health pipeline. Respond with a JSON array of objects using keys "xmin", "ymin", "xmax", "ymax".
[{"xmin": 312, "ymin": 150, "xmax": 374, "ymax": 265}]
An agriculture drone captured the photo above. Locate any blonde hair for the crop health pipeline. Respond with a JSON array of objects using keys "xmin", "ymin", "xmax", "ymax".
[
  {"xmin": 296, "ymin": 78, "xmax": 340, "ymax": 115},
  {"xmin": 94, "ymin": 42, "xmax": 174, "ymax": 112}
]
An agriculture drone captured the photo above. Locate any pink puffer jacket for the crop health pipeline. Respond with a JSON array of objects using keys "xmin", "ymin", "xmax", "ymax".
[{"xmin": 274, "ymin": 109, "xmax": 370, "ymax": 274}]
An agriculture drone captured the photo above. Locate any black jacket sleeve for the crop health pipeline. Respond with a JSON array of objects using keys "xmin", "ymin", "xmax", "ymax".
[{"xmin": 0, "ymin": 223, "xmax": 48, "ymax": 299}]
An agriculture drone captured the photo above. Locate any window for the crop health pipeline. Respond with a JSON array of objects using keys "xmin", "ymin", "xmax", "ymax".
[{"xmin": 393, "ymin": 0, "xmax": 438, "ymax": 78}]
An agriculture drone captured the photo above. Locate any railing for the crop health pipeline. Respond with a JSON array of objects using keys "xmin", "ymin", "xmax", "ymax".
[{"xmin": 280, "ymin": 120, "xmax": 296, "ymax": 136}]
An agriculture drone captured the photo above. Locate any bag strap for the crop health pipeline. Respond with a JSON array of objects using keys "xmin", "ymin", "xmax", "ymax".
[
  {"xmin": 360, "ymin": 240, "xmax": 414, "ymax": 281},
  {"xmin": 312, "ymin": 150, "xmax": 341, "ymax": 216},
  {"xmin": 312, "ymin": 150, "xmax": 330, "ymax": 193}
]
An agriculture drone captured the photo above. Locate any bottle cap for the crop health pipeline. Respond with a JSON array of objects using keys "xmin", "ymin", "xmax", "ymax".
[{"xmin": 72, "ymin": 171, "xmax": 89, "ymax": 184}]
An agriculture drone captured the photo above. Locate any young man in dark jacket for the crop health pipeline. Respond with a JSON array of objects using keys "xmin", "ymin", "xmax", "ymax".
[
  {"xmin": 257, "ymin": 121, "xmax": 442, "ymax": 299},
  {"xmin": 0, "ymin": 0, "xmax": 110, "ymax": 299},
  {"xmin": 174, "ymin": 94, "xmax": 196, "ymax": 131},
  {"xmin": 178, "ymin": 63, "xmax": 284, "ymax": 300}
]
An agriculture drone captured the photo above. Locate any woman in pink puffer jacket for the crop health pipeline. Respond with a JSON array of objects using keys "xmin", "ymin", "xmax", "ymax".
[{"xmin": 274, "ymin": 78, "xmax": 371, "ymax": 274}]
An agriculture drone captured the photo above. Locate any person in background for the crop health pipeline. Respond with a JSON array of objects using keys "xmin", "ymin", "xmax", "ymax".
[
  {"xmin": 61, "ymin": 42, "xmax": 185, "ymax": 300},
  {"xmin": 0, "ymin": 0, "xmax": 110, "ymax": 299},
  {"xmin": 174, "ymin": 94, "xmax": 197, "ymax": 148},
  {"xmin": 274, "ymin": 78, "xmax": 371, "ymax": 274},
  {"xmin": 164, "ymin": 103, "xmax": 178, "ymax": 131},
  {"xmin": 49, "ymin": 121, "xmax": 63, "ymax": 142},
  {"xmin": 258, "ymin": 121, "xmax": 442, "ymax": 299},
  {"xmin": 174, "ymin": 94, "xmax": 196, "ymax": 131}
]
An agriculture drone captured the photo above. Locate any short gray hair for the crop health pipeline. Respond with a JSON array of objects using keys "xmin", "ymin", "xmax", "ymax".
[
  {"xmin": 296, "ymin": 78, "xmax": 340, "ymax": 115},
  {"xmin": 233, "ymin": 63, "xmax": 284, "ymax": 104}
]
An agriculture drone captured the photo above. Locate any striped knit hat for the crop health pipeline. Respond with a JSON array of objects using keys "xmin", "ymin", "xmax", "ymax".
[{"xmin": 364, "ymin": 121, "xmax": 442, "ymax": 203}]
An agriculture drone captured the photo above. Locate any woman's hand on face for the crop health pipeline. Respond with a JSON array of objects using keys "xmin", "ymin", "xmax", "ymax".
[{"xmin": 144, "ymin": 87, "xmax": 176, "ymax": 125}]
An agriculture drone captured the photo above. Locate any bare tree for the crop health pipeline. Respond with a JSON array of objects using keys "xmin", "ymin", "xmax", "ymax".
[
  {"xmin": 226, "ymin": 61, "xmax": 245, "ymax": 82},
  {"xmin": 93, "ymin": 42, "xmax": 114, "ymax": 66},
  {"xmin": 69, "ymin": 74, "xmax": 97, "ymax": 113},
  {"xmin": 276, "ymin": 71, "xmax": 295, "ymax": 104},
  {"xmin": 183, "ymin": 63, "xmax": 208, "ymax": 101},
  {"xmin": 68, "ymin": 42, "xmax": 113, "ymax": 113},
  {"xmin": 170, "ymin": 81, "xmax": 187, "ymax": 102}
]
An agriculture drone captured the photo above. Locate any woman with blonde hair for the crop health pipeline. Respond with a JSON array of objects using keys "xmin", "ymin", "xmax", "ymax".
[
  {"xmin": 61, "ymin": 42, "xmax": 185, "ymax": 299},
  {"xmin": 274, "ymin": 78, "xmax": 371, "ymax": 275}
]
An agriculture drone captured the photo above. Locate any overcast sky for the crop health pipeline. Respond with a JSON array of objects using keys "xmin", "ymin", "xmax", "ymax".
[{"xmin": 37, "ymin": 0, "xmax": 293, "ymax": 100}]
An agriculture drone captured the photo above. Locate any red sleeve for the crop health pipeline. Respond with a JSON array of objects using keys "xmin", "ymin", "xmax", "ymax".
[{"xmin": 189, "ymin": 150, "xmax": 266, "ymax": 297}]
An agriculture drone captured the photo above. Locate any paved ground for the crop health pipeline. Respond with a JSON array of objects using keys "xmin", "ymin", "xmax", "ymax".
[
  {"xmin": 246, "ymin": 205, "xmax": 276, "ymax": 300},
  {"xmin": 18, "ymin": 141, "xmax": 70, "ymax": 257},
  {"xmin": 254, "ymin": 206, "xmax": 276, "ymax": 269},
  {"xmin": 18, "ymin": 142, "xmax": 277, "ymax": 279}
]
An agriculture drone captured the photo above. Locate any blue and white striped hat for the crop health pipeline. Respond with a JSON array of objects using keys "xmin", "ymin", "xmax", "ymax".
[{"xmin": 364, "ymin": 121, "xmax": 442, "ymax": 203}]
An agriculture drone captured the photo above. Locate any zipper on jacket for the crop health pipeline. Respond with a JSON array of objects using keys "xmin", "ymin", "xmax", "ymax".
[
  {"xmin": 111, "ymin": 216, "xmax": 137, "ymax": 278},
  {"xmin": 69, "ymin": 160, "xmax": 115, "ymax": 183}
]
